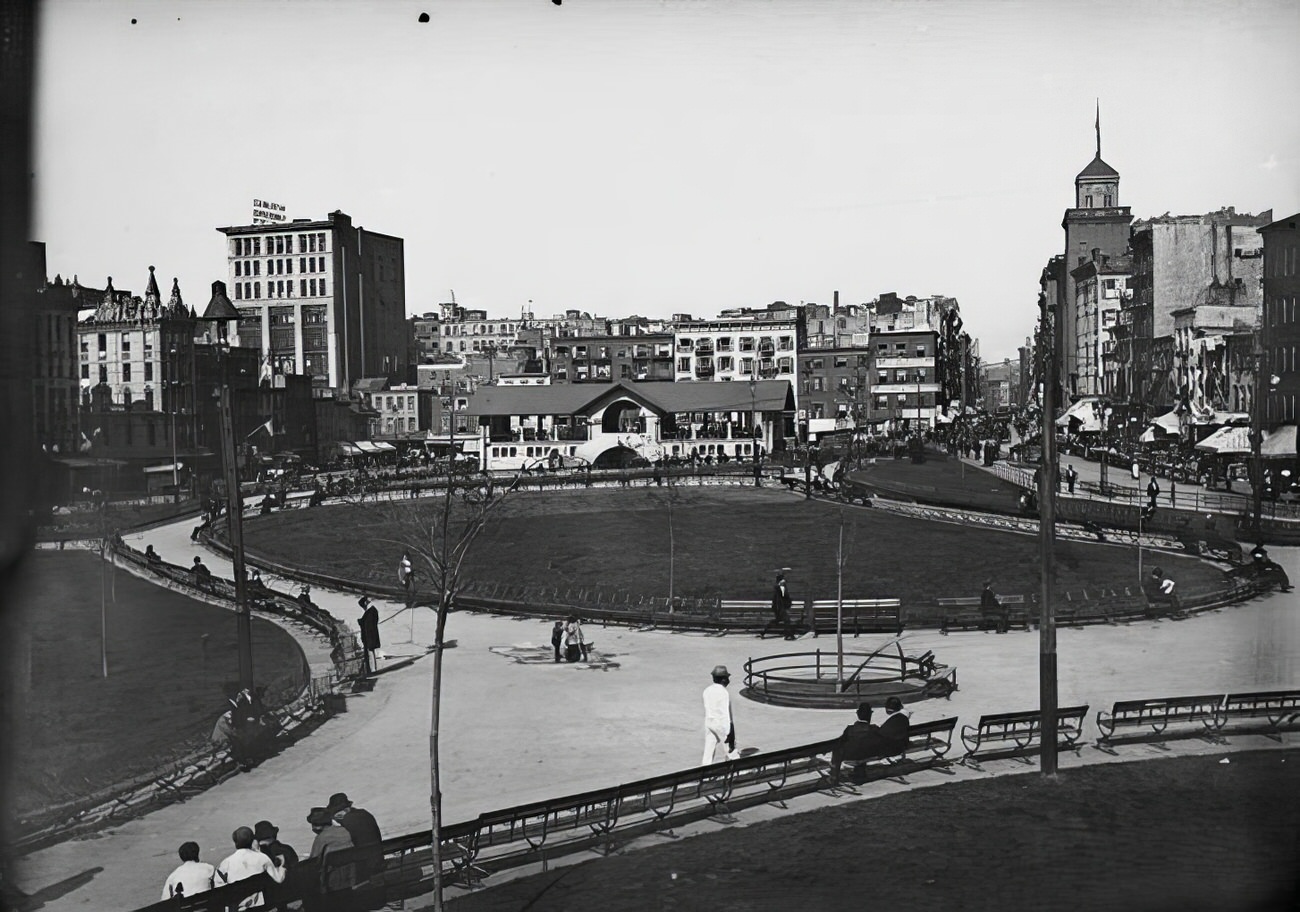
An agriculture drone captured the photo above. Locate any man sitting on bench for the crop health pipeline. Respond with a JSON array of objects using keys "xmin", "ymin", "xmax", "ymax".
[
  {"xmin": 1142, "ymin": 567, "xmax": 1185, "ymax": 619},
  {"xmin": 831, "ymin": 699, "xmax": 910, "ymax": 784}
]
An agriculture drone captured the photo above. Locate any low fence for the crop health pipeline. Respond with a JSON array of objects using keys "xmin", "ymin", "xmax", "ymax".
[{"xmin": 450, "ymin": 575, "xmax": 1263, "ymax": 635}]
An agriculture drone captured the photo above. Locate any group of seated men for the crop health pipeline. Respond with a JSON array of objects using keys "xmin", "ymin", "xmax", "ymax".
[{"xmin": 830, "ymin": 696, "xmax": 911, "ymax": 785}]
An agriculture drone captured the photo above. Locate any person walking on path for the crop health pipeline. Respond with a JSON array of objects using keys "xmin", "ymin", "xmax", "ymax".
[
  {"xmin": 358, "ymin": 597, "xmax": 381, "ymax": 676},
  {"xmin": 702, "ymin": 664, "xmax": 736, "ymax": 765},
  {"xmin": 551, "ymin": 620, "xmax": 565, "ymax": 663},
  {"xmin": 563, "ymin": 616, "xmax": 589, "ymax": 662},
  {"xmin": 397, "ymin": 551, "xmax": 414, "ymax": 612},
  {"xmin": 160, "ymin": 841, "xmax": 215, "ymax": 901},
  {"xmin": 216, "ymin": 826, "xmax": 285, "ymax": 911},
  {"xmin": 1065, "ymin": 464, "xmax": 1078, "ymax": 494},
  {"xmin": 1169, "ymin": 479, "xmax": 1177, "ymax": 508},
  {"xmin": 771, "ymin": 571, "xmax": 794, "ymax": 640},
  {"xmin": 1147, "ymin": 476, "xmax": 1160, "ymax": 509},
  {"xmin": 980, "ymin": 580, "xmax": 1009, "ymax": 634}
]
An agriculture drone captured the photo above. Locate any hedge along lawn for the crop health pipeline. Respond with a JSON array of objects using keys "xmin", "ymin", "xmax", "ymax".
[
  {"xmin": 241, "ymin": 485, "xmax": 1227, "ymax": 604},
  {"xmin": 9, "ymin": 550, "xmax": 305, "ymax": 819}
]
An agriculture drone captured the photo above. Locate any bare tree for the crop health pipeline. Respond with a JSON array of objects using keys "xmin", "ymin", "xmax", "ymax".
[{"xmin": 379, "ymin": 470, "xmax": 520, "ymax": 911}]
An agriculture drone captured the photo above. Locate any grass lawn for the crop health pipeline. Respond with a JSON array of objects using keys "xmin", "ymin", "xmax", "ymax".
[
  {"xmin": 8, "ymin": 551, "xmax": 305, "ymax": 818},
  {"xmin": 446, "ymin": 748, "xmax": 1300, "ymax": 912},
  {"xmin": 853, "ymin": 452, "xmax": 1028, "ymax": 512},
  {"xmin": 243, "ymin": 485, "xmax": 1227, "ymax": 604}
]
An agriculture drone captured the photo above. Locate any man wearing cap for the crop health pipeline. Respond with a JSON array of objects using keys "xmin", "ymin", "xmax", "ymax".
[
  {"xmin": 216, "ymin": 825, "xmax": 285, "ymax": 910},
  {"xmin": 358, "ymin": 597, "xmax": 381, "ymax": 676},
  {"xmin": 702, "ymin": 665, "xmax": 736, "ymax": 765},
  {"xmin": 327, "ymin": 792, "xmax": 383, "ymax": 881}
]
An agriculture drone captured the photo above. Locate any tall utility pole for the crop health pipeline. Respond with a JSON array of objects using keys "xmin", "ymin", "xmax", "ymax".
[
  {"xmin": 1037, "ymin": 293, "xmax": 1059, "ymax": 776},
  {"xmin": 1250, "ymin": 330, "xmax": 1266, "ymax": 535}
]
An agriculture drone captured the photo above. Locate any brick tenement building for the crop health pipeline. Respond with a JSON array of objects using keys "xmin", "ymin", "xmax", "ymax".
[
  {"xmin": 218, "ymin": 210, "xmax": 407, "ymax": 391},
  {"xmin": 797, "ymin": 347, "xmax": 871, "ymax": 441},
  {"xmin": 1260, "ymin": 212, "xmax": 1300, "ymax": 432}
]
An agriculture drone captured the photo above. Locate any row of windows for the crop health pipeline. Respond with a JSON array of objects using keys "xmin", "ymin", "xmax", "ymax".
[
  {"xmin": 234, "ymin": 279, "xmax": 330, "ymax": 300},
  {"xmin": 676, "ymin": 356, "xmax": 794, "ymax": 374},
  {"xmin": 875, "ymin": 342, "xmax": 930, "ymax": 357},
  {"xmin": 382, "ymin": 417, "xmax": 420, "ymax": 434},
  {"xmin": 805, "ymin": 355, "xmax": 869, "ymax": 370},
  {"xmin": 373, "ymin": 395, "xmax": 417, "ymax": 412},
  {"xmin": 234, "ymin": 256, "xmax": 329, "ymax": 278},
  {"xmin": 232, "ymin": 233, "xmax": 328, "ymax": 257},
  {"xmin": 677, "ymin": 336, "xmax": 794, "ymax": 352},
  {"xmin": 491, "ymin": 445, "xmax": 580, "ymax": 459},
  {"xmin": 443, "ymin": 323, "xmax": 517, "ymax": 336},
  {"xmin": 1266, "ymin": 245, "xmax": 1298, "ymax": 277},
  {"xmin": 1267, "ymin": 295, "xmax": 1298, "ymax": 326}
]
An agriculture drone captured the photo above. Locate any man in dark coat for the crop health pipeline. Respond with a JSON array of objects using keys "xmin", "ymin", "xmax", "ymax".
[
  {"xmin": 326, "ymin": 792, "xmax": 382, "ymax": 882},
  {"xmin": 771, "ymin": 572, "xmax": 794, "ymax": 640},
  {"xmin": 358, "ymin": 597, "xmax": 381, "ymax": 676},
  {"xmin": 876, "ymin": 696, "xmax": 910, "ymax": 754},
  {"xmin": 980, "ymin": 580, "xmax": 1009, "ymax": 634}
]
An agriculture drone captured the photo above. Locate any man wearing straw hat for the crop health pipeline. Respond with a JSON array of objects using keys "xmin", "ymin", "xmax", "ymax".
[{"xmin": 702, "ymin": 665, "xmax": 737, "ymax": 765}]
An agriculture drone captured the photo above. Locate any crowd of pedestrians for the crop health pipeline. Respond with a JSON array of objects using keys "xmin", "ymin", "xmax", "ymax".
[{"xmin": 158, "ymin": 792, "xmax": 382, "ymax": 909}]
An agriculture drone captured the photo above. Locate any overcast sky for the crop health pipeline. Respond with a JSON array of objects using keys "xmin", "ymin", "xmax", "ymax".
[{"xmin": 32, "ymin": 0, "xmax": 1299, "ymax": 362}]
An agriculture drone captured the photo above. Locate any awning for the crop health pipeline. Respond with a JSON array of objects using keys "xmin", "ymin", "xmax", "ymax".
[
  {"xmin": 1055, "ymin": 397, "xmax": 1102, "ymax": 430},
  {"xmin": 1261, "ymin": 425, "xmax": 1297, "ymax": 458},
  {"xmin": 1194, "ymin": 425, "xmax": 1255, "ymax": 454},
  {"xmin": 143, "ymin": 461, "xmax": 184, "ymax": 474},
  {"xmin": 373, "ymin": 441, "xmax": 397, "ymax": 452},
  {"xmin": 354, "ymin": 440, "xmax": 384, "ymax": 454},
  {"xmin": 338, "ymin": 442, "xmax": 363, "ymax": 457},
  {"xmin": 1138, "ymin": 427, "xmax": 1157, "ymax": 444},
  {"xmin": 1145, "ymin": 410, "xmax": 1182, "ymax": 436}
]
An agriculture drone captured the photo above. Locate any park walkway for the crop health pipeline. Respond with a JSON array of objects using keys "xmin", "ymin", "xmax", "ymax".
[{"xmin": 12, "ymin": 516, "xmax": 1300, "ymax": 912}]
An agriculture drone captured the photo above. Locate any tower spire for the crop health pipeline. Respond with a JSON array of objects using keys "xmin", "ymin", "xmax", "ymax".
[{"xmin": 1095, "ymin": 98, "xmax": 1101, "ymax": 158}]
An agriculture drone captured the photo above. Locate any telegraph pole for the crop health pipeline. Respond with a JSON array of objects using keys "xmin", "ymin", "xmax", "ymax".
[{"xmin": 1037, "ymin": 293, "xmax": 1059, "ymax": 776}]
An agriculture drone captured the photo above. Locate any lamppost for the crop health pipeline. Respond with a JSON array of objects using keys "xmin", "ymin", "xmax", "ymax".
[
  {"xmin": 200, "ymin": 280, "xmax": 255, "ymax": 694},
  {"xmin": 915, "ymin": 370, "xmax": 924, "ymax": 437},
  {"xmin": 1099, "ymin": 405, "xmax": 1112, "ymax": 497}
]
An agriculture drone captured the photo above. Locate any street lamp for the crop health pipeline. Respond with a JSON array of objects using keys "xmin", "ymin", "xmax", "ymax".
[{"xmin": 200, "ymin": 280, "xmax": 255, "ymax": 694}]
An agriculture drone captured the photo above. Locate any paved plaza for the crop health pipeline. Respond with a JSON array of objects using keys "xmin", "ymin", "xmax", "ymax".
[{"xmin": 13, "ymin": 493, "xmax": 1300, "ymax": 911}]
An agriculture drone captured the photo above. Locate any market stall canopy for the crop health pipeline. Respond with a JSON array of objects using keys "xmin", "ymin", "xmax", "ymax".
[
  {"xmin": 1150, "ymin": 410, "xmax": 1182, "ymax": 435},
  {"xmin": 1138, "ymin": 427, "xmax": 1157, "ymax": 444},
  {"xmin": 338, "ymin": 442, "xmax": 363, "ymax": 457},
  {"xmin": 1055, "ymin": 397, "xmax": 1103, "ymax": 432},
  {"xmin": 1193, "ymin": 425, "xmax": 1255, "ymax": 454},
  {"xmin": 1261, "ymin": 425, "xmax": 1297, "ymax": 457}
]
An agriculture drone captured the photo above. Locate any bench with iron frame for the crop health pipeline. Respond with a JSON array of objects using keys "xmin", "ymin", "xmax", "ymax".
[
  {"xmin": 961, "ymin": 705, "xmax": 1089, "ymax": 768},
  {"xmin": 716, "ymin": 598, "xmax": 809, "ymax": 638},
  {"xmin": 936, "ymin": 594, "xmax": 1028, "ymax": 634},
  {"xmin": 1218, "ymin": 689, "xmax": 1300, "ymax": 741},
  {"xmin": 1094, "ymin": 694, "xmax": 1225, "ymax": 753},
  {"xmin": 829, "ymin": 716, "xmax": 960, "ymax": 790},
  {"xmin": 807, "ymin": 598, "xmax": 904, "ymax": 637}
]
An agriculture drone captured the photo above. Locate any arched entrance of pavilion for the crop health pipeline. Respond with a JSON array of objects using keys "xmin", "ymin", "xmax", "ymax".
[{"xmin": 591, "ymin": 445, "xmax": 642, "ymax": 469}]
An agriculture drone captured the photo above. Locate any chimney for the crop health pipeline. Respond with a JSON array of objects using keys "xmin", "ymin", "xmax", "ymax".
[{"xmin": 833, "ymin": 289, "xmax": 839, "ymax": 310}]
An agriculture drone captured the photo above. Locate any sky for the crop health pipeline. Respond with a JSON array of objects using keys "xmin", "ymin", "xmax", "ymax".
[{"xmin": 31, "ymin": 0, "xmax": 1300, "ymax": 362}]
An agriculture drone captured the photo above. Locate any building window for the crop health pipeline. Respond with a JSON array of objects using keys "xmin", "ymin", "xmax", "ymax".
[
  {"xmin": 81, "ymin": 364, "xmax": 89, "ymax": 379},
  {"xmin": 253, "ymin": 237, "xmax": 261, "ymax": 255},
  {"xmin": 253, "ymin": 260, "xmax": 260, "ymax": 276},
  {"xmin": 121, "ymin": 334, "xmax": 131, "ymax": 352},
  {"xmin": 319, "ymin": 279, "xmax": 327, "ymax": 296},
  {"xmin": 99, "ymin": 365, "xmax": 108, "ymax": 383},
  {"xmin": 254, "ymin": 282, "xmax": 261, "ymax": 298},
  {"xmin": 123, "ymin": 363, "xmax": 132, "ymax": 381},
  {"xmin": 144, "ymin": 362, "xmax": 153, "ymax": 381},
  {"xmin": 235, "ymin": 283, "xmax": 242, "ymax": 300}
]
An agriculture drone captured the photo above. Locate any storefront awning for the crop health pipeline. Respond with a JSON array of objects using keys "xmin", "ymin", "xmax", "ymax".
[
  {"xmin": 338, "ymin": 442, "xmax": 363, "ymax": 457},
  {"xmin": 1194, "ymin": 425, "xmax": 1255, "ymax": 454},
  {"xmin": 1261, "ymin": 425, "xmax": 1297, "ymax": 458},
  {"xmin": 143, "ymin": 461, "xmax": 184, "ymax": 474},
  {"xmin": 354, "ymin": 440, "xmax": 383, "ymax": 454},
  {"xmin": 1055, "ymin": 397, "xmax": 1102, "ymax": 431},
  {"xmin": 1147, "ymin": 410, "xmax": 1182, "ymax": 435},
  {"xmin": 373, "ymin": 441, "xmax": 397, "ymax": 452}
]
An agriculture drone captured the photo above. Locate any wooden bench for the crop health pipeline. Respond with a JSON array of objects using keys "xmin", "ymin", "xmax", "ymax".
[
  {"xmin": 936, "ymin": 594, "xmax": 1028, "ymax": 634},
  {"xmin": 961, "ymin": 705, "xmax": 1089, "ymax": 767},
  {"xmin": 469, "ymin": 784, "xmax": 623, "ymax": 873},
  {"xmin": 830, "ymin": 716, "xmax": 959, "ymax": 787},
  {"xmin": 717, "ymin": 598, "xmax": 809, "ymax": 638},
  {"xmin": 1219, "ymin": 690, "xmax": 1300, "ymax": 740},
  {"xmin": 807, "ymin": 598, "xmax": 903, "ymax": 636},
  {"xmin": 1094, "ymin": 694, "xmax": 1225, "ymax": 752}
]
